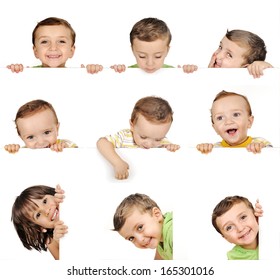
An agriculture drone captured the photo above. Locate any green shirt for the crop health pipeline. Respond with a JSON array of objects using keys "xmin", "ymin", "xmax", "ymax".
[
  {"xmin": 227, "ymin": 245, "xmax": 259, "ymax": 260},
  {"xmin": 157, "ymin": 212, "xmax": 173, "ymax": 260},
  {"xmin": 128, "ymin": 64, "xmax": 174, "ymax": 68}
]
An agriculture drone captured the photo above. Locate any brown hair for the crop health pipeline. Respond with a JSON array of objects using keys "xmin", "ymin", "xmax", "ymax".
[
  {"xmin": 225, "ymin": 29, "xmax": 266, "ymax": 64},
  {"xmin": 32, "ymin": 17, "xmax": 76, "ymax": 46},
  {"xmin": 211, "ymin": 90, "xmax": 252, "ymax": 124},
  {"xmin": 130, "ymin": 96, "xmax": 173, "ymax": 125},
  {"xmin": 15, "ymin": 99, "xmax": 59, "ymax": 136},
  {"xmin": 11, "ymin": 185, "xmax": 56, "ymax": 251},
  {"xmin": 130, "ymin": 17, "xmax": 172, "ymax": 45},
  {"xmin": 113, "ymin": 193, "xmax": 160, "ymax": 231},
  {"xmin": 212, "ymin": 195, "xmax": 254, "ymax": 234}
]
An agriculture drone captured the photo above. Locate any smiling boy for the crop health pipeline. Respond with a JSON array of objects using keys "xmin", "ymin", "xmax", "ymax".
[
  {"xmin": 182, "ymin": 29, "xmax": 272, "ymax": 78},
  {"xmin": 113, "ymin": 193, "xmax": 173, "ymax": 260},
  {"xmin": 4, "ymin": 99, "xmax": 77, "ymax": 153},
  {"xmin": 196, "ymin": 90, "xmax": 272, "ymax": 154},
  {"xmin": 212, "ymin": 196, "xmax": 259, "ymax": 260}
]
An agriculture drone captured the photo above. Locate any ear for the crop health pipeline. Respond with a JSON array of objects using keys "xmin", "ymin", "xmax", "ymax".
[
  {"xmin": 56, "ymin": 122, "xmax": 60, "ymax": 131},
  {"xmin": 69, "ymin": 45, "xmax": 76, "ymax": 58},
  {"xmin": 152, "ymin": 207, "xmax": 163, "ymax": 221},
  {"xmin": 212, "ymin": 123, "xmax": 220, "ymax": 135},
  {"xmin": 129, "ymin": 119, "xmax": 134, "ymax": 131},
  {"xmin": 166, "ymin": 45, "xmax": 170, "ymax": 56},
  {"xmin": 247, "ymin": 115, "xmax": 254, "ymax": 128},
  {"xmin": 33, "ymin": 46, "xmax": 39, "ymax": 59},
  {"xmin": 56, "ymin": 122, "xmax": 60, "ymax": 136}
]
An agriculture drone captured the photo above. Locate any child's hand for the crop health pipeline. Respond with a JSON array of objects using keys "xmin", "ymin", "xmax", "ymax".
[
  {"xmin": 53, "ymin": 220, "xmax": 68, "ymax": 241},
  {"xmin": 110, "ymin": 64, "xmax": 126, "ymax": 73},
  {"xmin": 114, "ymin": 160, "xmax": 129, "ymax": 180},
  {"xmin": 163, "ymin": 143, "xmax": 180, "ymax": 152},
  {"xmin": 55, "ymin": 184, "xmax": 65, "ymax": 204},
  {"xmin": 208, "ymin": 52, "xmax": 217, "ymax": 68},
  {"xmin": 50, "ymin": 141, "xmax": 68, "ymax": 152},
  {"xmin": 7, "ymin": 64, "xmax": 24, "ymax": 73},
  {"xmin": 254, "ymin": 199, "xmax": 263, "ymax": 217},
  {"xmin": 246, "ymin": 142, "xmax": 265, "ymax": 154},
  {"xmin": 247, "ymin": 61, "xmax": 273, "ymax": 78},
  {"xmin": 196, "ymin": 143, "xmax": 214, "ymax": 154},
  {"xmin": 181, "ymin": 64, "xmax": 198, "ymax": 73},
  {"xmin": 81, "ymin": 64, "xmax": 103, "ymax": 74},
  {"xmin": 4, "ymin": 144, "xmax": 20, "ymax": 153}
]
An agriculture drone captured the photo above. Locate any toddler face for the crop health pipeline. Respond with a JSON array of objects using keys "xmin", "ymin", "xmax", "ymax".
[
  {"xmin": 211, "ymin": 95, "xmax": 253, "ymax": 146},
  {"xmin": 17, "ymin": 108, "xmax": 59, "ymax": 149},
  {"xmin": 118, "ymin": 207, "xmax": 163, "ymax": 249},
  {"xmin": 130, "ymin": 114, "xmax": 172, "ymax": 148},
  {"xmin": 33, "ymin": 25, "xmax": 75, "ymax": 67},
  {"xmin": 131, "ymin": 37, "xmax": 170, "ymax": 73},
  {"xmin": 29, "ymin": 194, "xmax": 59, "ymax": 229},
  {"xmin": 216, "ymin": 202, "xmax": 259, "ymax": 249},
  {"xmin": 211, "ymin": 36, "xmax": 249, "ymax": 68}
]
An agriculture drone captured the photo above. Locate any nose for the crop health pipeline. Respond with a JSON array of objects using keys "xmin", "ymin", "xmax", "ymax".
[
  {"xmin": 224, "ymin": 116, "xmax": 233, "ymax": 125},
  {"xmin": 43, "ymin": 207, "xmax": 50, "ymax": 217},
  {"xmin": 133, "ymin": 233, "xmax": 145, "ymax": 246},
  {"xmin": 143, "ymin": 139, "xmax": 156, "ymax": 149},
  {"xmin": 49, "ymin": 42, "xmax": 57, "ymax": 51},
  {"xmin": 146, "ymin": 57, "xmax": 154, "ymax": 66},
  {"xmin": 215, "ymin": 50, "xmax": 223, "ymax": 60},
  {"xmin": 35, "ymin": 137, "xmax": 48, "ymax": 148},
  {"xmin": 236, "ymin": 222, "xmax": 245, "ymax": 232}
]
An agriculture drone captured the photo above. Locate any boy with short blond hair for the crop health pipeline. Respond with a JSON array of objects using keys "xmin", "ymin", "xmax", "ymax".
[{"xmin": 113, "ymin": 193, "xmax": 173, "ymax": 260}]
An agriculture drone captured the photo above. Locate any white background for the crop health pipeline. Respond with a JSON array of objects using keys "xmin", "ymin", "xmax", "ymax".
[{"xmin": 0, "ymin": 0, "xmax": 280, "ymax": 279}]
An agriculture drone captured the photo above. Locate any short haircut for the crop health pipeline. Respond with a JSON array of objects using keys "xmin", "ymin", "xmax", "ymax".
[
  {"xmin": 15, "ymin": 99, "xmax": 59, "ymax": 136},
  {"xmin": 211, "ymin": 90, "xmax": 252, "ymax": 124},
  {"xmin": 11, "ymin": 185, "xmax": 56, "ymax": 251},
  {"xmin": 130, "ymin": 96, "xmax": 173, "ymax": 125},
  {"xmin": 226, "ymin": 29, "xmax": 267, "ymax": 64},
  {"xmin": 212, "ymin": 195, "xmax": 254, "ymax": 234},
  {"xmin": 32, "ymin": 17, "xmax": 76, "ymax": 46},
  {"xmin": 130, "ymin": 17, "xmax": 172, "ymax": 45},
  {"xmin": 113, "ymin": 193, "xmax": 160, "ymax": 232}
]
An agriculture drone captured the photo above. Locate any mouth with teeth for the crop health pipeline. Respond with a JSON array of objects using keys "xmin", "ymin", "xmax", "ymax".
[
  {"xmin": 51, "ymin": 208, "xmax": 59, "ymax": 221},
  {"xmin": 239, "ymin": 229, "xmax": 251, "ymax": 240},
  {"xmin": 47, "ymin": 54, "xmax": 61, "ymax": 59},
  {"xmin": 226, "ymin": 128, "xmax": 237, "ymax": 136}
]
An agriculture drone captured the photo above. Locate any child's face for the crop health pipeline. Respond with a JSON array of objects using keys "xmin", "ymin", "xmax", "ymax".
[
  {"xmin": 216, "ymin": 202, "xmax": 259, "ymax": 249},
  {"xmin": 211, "ymin": 95, "xmax": 254, "ymax": 146},
  {"xmin": 212, "ymin": 36, "xmax": 249, "ymax": 68},
  {"xmin": 33, "ymin": 25, "xmax": 75, "ymax": 67},
  {"xmin": 119, "ymin": 207, "xmax": 163, "ymax": 249},
  {"xmin": 131, "ymin": 38, "xmax": 170, "ymax": 73},
  {"xmin": 130, "ymin": 114, "xmax": 172, "ymax": 148},
  {"xmin": 17, "ymin": 108, "xmax": 60, "ymax": 149},
  {"xmin": 29, "ymin": 195, "xmax": 59, "ymax": 229}
]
